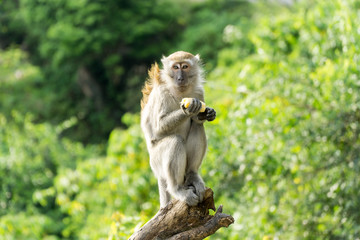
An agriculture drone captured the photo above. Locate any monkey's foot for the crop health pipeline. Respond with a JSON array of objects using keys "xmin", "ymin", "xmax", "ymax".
[
  {"xmin": 183, "ymin": 188, "xmax": 200, "ymax": 206},
  {"xmin": 186, "ymin": 181, "xmax": 205, "ymax": 203}
]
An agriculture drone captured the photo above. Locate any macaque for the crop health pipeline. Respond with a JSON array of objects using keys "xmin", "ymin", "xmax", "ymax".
[{"xmin": 141, "ymin": 51, "xmax": 216, "ymax": 208}]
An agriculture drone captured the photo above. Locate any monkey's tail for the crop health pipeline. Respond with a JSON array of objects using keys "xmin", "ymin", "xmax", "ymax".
[{"xmin": 141, "ymin": 62, "xmax": 161, "ymax": 110}]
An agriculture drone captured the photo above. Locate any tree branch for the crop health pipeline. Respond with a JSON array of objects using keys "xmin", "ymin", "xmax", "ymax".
[{"xmin": 129, "ymin": 188, "xmax": 234, "ymax": 240}]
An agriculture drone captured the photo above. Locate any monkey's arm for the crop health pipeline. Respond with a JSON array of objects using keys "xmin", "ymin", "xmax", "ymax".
[
  {"xmin": 156, "ymin": 99, "xmax": 203, "ymax": 135},
  {"xmin": 156, "ymin": 109, "xmax": 189, "ymax": 135}
]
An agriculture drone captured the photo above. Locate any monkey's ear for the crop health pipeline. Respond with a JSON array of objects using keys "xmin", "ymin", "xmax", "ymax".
[
  {"xmin": 194, "ymin": 54, "xmax": 201, "ymax": 62},
  {"xmin": 161, "ymin": 55, "xmax": 168, "ymax": 66}
]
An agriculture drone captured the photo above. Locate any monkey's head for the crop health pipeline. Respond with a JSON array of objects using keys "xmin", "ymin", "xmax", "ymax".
[{"xmin": 161, "ymin": 51, "xmax": 202, "ymax": 92}]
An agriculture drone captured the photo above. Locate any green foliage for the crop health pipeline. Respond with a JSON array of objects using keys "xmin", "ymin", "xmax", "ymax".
[
  {"xmin": 0, "ymin": 111, "xmax": 102, "ymax": 239},
  {"xmin": 0, "ymin": 48, "xmax": 49, "ymax": 119},
  {"xmin": 202, "ymin": 0, "xmax": 360, "ymax": 238},
  {"xmin": 52, "ymin": 113, "xmax": 157, "ymax": 239},
  {"xmin": 1, "ymin": 0, "xmax": 360, "ymax": 239},
  {"xmin": 171, "ymin": 0, "xmax": 253, "ymax": 70},
  {"xmin": 1, "ymin": 0, "xmax": 184, "ymax": 142}
]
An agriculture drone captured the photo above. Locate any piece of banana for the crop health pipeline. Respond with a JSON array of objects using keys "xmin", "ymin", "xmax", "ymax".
[{"xmin": 181, "ymin": 98, "xmax": 206, "ymax": 112}]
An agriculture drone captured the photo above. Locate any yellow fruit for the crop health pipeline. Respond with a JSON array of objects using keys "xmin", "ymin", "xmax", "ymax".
[{"xmin": 181, "ymin": 98, "xmax": 206, "ymax": 112}]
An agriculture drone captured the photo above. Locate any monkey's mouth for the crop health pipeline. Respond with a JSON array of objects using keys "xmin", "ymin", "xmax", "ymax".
[
  {"xmin": 176, "ymin": 80, "xmax": 188, "ymax": 86},
  {"xmin": 177, "ymin": 84, "xmax": 188, "ymax": 92}
]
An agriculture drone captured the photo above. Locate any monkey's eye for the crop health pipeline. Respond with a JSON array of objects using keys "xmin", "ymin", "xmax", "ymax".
[
  {"xmin": 173, "ymin": 65, "xmax": 179, "ymax": 70},
  {"xmin": 182, "ymin": 65, "xmax": 188, "ymax": 69}
]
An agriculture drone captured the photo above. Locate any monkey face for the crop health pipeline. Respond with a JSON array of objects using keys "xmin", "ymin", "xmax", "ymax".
[
  {"xmin": 161, "ymin": 51, "xmax": 202, "ymax": 92},
  {"xmin": 171, "ymin": 62, "xmax": 190, "ymax": 89}
]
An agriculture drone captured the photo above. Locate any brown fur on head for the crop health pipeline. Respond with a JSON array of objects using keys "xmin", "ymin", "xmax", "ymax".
[
  {"xmin": 165, "ymin": 51, "xmax": 198, "ymax": 62},
  {"xmin": 161, "ymin": 51, "xmax": 200, "ymax": 72}
]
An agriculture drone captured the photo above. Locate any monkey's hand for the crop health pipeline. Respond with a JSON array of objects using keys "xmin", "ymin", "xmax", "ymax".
[
  {"xmin": 197, "ymin": 107, "xmax": 216, "ymax": 121},
  {"xmin": 181, "ymin": 98, "xmax": 203, "ymax": 116}
]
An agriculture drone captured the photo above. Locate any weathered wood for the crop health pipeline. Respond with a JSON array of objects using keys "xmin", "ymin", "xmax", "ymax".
[{"xmin": 129, "ymin": 188, "xmax": 234, "ymax": 240}]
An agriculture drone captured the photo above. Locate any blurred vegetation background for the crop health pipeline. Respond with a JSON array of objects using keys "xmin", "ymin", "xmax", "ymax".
[{"xmin": 0, "ymin": 0, "xmax": 359, "ymax": 239}]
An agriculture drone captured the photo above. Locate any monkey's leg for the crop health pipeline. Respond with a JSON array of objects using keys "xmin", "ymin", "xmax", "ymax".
[
  {"xmin": 162, "ymin": 135, "xmax": 200, "ymax": 206},
  {"xmin": 158, "ymin": 178, "xmax": 171, "ymax": 208},
  {"xmin": 185, "ymin": 123, "xmax": 207, "ymax": 202}
]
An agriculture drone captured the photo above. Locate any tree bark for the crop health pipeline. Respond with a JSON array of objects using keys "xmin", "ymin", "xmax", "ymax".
[{"xmin": 129, "ymin": 188, "xmax": 234, "ymax": 240}]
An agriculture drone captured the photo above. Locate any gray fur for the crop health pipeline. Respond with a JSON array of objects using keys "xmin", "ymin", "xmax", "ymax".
[{"xmin": 141, "ymin": 52, "xmax": 214, "ymax": 208}]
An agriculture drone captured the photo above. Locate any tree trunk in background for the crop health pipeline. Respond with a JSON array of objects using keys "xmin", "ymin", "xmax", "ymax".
[{"xmin": 77, "ymin": 66, "xmax": 104, "ymax": 111}]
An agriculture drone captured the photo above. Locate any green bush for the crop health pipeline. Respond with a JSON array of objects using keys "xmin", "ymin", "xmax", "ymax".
[
  {"xmin": 202, "ymin": 0, "xmax": 360, "ymax": 238},
  {"xmin": 0, "ymin": 112, "xmax": 102, "ymax": 239},
  {"xmin": 52, "ymin": 113, "xmax": 158, "ymax": 239},
  {"xmin": 0, "ymin": 54, "xmax": 151, "ymax": 238},
  {"xmin": 1, "ymin": 0, "xmax": 184, "ymax": 142}
]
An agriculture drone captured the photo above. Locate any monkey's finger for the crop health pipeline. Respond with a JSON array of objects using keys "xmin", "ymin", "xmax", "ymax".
[
  {"xmin": 206, "ymin": 108, "xmax": 215, "ymax": 115},
  {"xmin": 193, "ymin": 98, "xmax": 201, "ymax": 112},
  {"xmin": 193, "ymin": 98, "xmax": 202, "ymax": 113},
  {"xmin": 207, "ymin": 110, "xmax": 216, "ymax": 117},
  {"xmin": 180, "ymin": 102, "xmax": 187, "ymax": 111},
  {"xmin": 207, "ymin": 111, "xmax": 216, "ymax": 121},
  {"xmin": 188, "ymin": 98, "xmax": 200, "ymax": 113},
  {"xmin": 207, "ymin": 111, "xmax": 216, "ymax": 117},
  {"xmin": 187, "ymin": 98, "xmax": 195, "ymax": 112}
]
